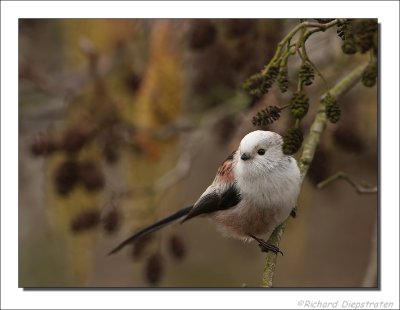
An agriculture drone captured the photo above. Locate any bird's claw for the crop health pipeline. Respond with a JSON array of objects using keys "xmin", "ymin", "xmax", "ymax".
[
  {"xmin": 290, "ymin": 207, "xmax": 297, "ymax": 218},
  {"xmin": 257, "ymin": 241, "xmax": 284, "ymax": 256},
  {"xmin": 248, "ymin": 233, "xmax": 284, "ymax": 255}
]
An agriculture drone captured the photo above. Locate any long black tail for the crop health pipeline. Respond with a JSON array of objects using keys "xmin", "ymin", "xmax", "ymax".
[{"xmin": 108, "ymin": 205, "xmax": 193, "ymax": 255}]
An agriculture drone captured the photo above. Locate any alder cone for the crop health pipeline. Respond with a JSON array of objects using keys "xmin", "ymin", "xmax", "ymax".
[
  {"xmin": 70, "ymin": 209, "xmax": 100, "ymax": 233},
  {"xmin": 54, "ymin": 160, "xmax": 79, "ymax": 196},
  {"xmin": 78, "ymin": 160, "xmax": 105, "ymax": 192},
  {"xmin": 168, "ymin": 234, "xmax": 186, "ymax": 261},
  {"xmin": 145, "ymin": 253, "xmax": 163, "ymax": 285}
]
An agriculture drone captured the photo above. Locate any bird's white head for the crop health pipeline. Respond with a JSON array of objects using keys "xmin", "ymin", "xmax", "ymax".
[{"xmin": 235, "ymin": 130, "xmax": 287, "ymax": 178}]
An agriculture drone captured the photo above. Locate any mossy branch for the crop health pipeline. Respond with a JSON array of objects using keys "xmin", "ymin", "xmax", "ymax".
[{"xmin": 261, "ymin": 63, "xmax": 367, "ymax": 288}]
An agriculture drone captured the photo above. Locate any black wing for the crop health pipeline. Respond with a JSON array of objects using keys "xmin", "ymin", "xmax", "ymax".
[
  {"xmin": 181, "ymin": 184, "xmax": 241, "ymax": 223},
  {"xmin": 108, "ymin": 205, "xmax": 193, "ymax": 255}
]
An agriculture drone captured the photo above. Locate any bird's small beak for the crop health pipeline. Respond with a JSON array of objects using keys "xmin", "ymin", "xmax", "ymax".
[{"xmin": 241, "ymin": 153, "xmax": 251, "ymax": 161}]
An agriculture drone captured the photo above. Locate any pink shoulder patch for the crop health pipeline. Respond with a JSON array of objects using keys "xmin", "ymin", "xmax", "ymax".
[{"xmin": 216, "ymin": 159, "xmax": 235, "ymax": 183}]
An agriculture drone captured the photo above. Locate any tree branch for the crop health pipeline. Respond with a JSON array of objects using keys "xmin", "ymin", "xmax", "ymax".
[
  {"xmin": 317, "ymin": 171, "xmax": 377, "ymax": 194},
  {"xmin": 265, "ymin": 19, "xmax": 340, "ymax": 73},
  {"xmin": 261, "ymin": 63, "xmax": 368, "ymax": 288}
]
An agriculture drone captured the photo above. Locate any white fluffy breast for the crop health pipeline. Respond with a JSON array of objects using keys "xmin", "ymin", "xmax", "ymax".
[
  {"xmin": 236, "ymin": 157, "xmax": 300, "ymax": 212},
  {"xmin": 234, "ymin": 131, "xmax": 300, "ymax": 210}
]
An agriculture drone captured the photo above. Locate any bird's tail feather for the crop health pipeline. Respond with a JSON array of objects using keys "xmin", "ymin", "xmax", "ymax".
[{"xmin": 108, "ymin": 205, "xmax": 193, "ymax": 255}]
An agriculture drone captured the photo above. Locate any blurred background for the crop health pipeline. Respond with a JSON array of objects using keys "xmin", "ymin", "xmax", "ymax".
[{"xmin": 18, "ymin": 19, "xmax": 378, "ymax": 288}]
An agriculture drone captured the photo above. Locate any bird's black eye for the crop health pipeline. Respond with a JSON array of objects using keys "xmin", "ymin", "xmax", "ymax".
[{"xmin": 257, "ymin": 149, "xmax": 266, "ymax": 155}]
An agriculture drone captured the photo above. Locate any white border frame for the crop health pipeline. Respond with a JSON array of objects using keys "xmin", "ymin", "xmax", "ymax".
[{"xmin": 1, "ymin": 1, "xmax": 399, "ymax": 309}]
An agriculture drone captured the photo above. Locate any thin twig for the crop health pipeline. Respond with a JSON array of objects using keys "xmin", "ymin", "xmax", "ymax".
[
  {"xmin": 264, "ymin": 19, "xmax": 339, "ymax": 74},
  {"xmin": 317, "ymin": 172, "xmax": 377, "ymax": 194},
  {"xmin": 300, "ymin": 41, "xmax": 330, "ymax": 90}
]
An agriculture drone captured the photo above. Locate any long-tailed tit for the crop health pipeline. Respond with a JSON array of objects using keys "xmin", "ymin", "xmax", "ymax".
[{"xmin": 109, "ymin": 130, "xmax": 301, "ymax": 255}]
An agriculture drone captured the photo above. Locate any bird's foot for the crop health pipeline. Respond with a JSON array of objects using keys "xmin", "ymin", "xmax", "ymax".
[
  {"xmin": 290, "ymin": 207, "xmax": 297, "ymax": 218},
  {"xmin": 248, "ymin": 234, "xmax": 283, "ymax": 256}
]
